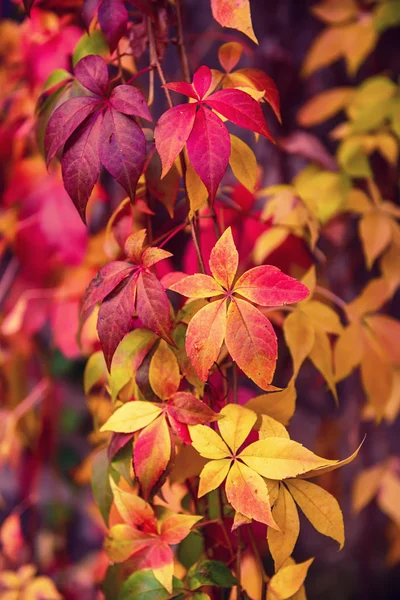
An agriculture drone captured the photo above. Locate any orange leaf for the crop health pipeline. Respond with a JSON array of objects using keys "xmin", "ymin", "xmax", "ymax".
[
  {"xmin": 209, "ymin": 227, "xmax": 238, "ymax": 289},
  {"xmin": 211, "ymin": 0, "xmax": 258, "ymax": 44},
  {"xmin": 198, "ymin": 458, "xmax": 232, "ymax": 497},
  {"xmin": 160, "ymin": 513, "xmax": 202, "ymax": 544},
  {"xmin": 149, "ymin": 339, "xmax": 180, "ymax": 400}
]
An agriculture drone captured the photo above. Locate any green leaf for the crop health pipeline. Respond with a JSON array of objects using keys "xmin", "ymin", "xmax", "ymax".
[
  {"xmin": 111, "ymin": 442, "xmax": 133, "ymax": 486},
  {"xmin": 103, "ymin": 565, "xmax": 122, "ymax": 600},
  {"xmin": 337, "ymin": 138, "xmax": 372, "ymax": 178},
  {"xmin": 188, "ymin": 560, "xmax": 237, "ymax": 590},
  {"xmin": 73, "ymin": 31, "xmax": 109, "ymax": 66},
  {"xmin": 374, "ymin": 1, "xmax": 400, "ymax": 33},
  {"xmin": 119, "ymin": 570, "xmax": 183, "ymax": 600},
  {"xmin": 84, "ymin": 351, "xmax": 107, "ymax": 394},
  {"xmin": 178, "ymin": 530, "xmax": 204, "ymax": 569},
  {"xmin": 91, "ymin": 448, "xmax": 113, "ymax": 527},
  {"xmin": 42, "ymin": 68, "xmax": 72, "ymax": 92}
]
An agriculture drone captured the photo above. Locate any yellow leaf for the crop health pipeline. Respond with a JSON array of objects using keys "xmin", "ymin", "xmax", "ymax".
[
  {"xmin": 198, "ymin": 458, "xmax": 232, "ymax": 497},
  {"xmin": 364, "ymin": 314, "xmax": 400, "ymax": 366},
  {"xmin": 239, "ymin": 438, "xmax": 337, "ymax": 479},
  {"xmin": 259, "ymin": 415, "xmax": 290, "ymax": 439},
  {"xmin": 295, "ymin": 168, "xmax": 350, "ymax": 223},
  {"xmin": 109, "ymin": 479, "xmax": 154, "ymax": 525},
  {"xmin": 229, "ymin": 134, "xmax": 257, "ymax": 192},
  {"xmin": 352, "ymin": 463, "xmax": 387, "ymax": 513},
  {"xmin": 308, "ymin": 327, "xmax": 338, "ymax": 403},
  {"xmin": 381, "ymin": 242, "xmax": 400, "ymax": 294},
  {"xmin": 84, "ymin": 351, "xmax": 107, "ymax": 394},
  {"xmin": 334, "ymin": 322, "xmax": 364, "ymax": 382},
  {"xmin": 189, "ymin": 424, "xmax": 230, "ymax": 459},
  {"xmin": 359, "ymin": 211, "xmax": 393, "ymax": 269},
  {"xmin": 299, "ymin": 439, "xmax": 363, "ymax": 479},
  {"xmin": 311, "ymin": 0, "xmax": 358, "ymax": 24},
  {"xmin": 301, "ymin": 266, "xmax": 317, "ymax": 297},
  {"xmin": 153, "ymin": 562, "xmax": 175, "ymax": 594},
  {"xmin": 337, "ymin": 136, "xmax": 372, "ymax": 178},
  {"xmin": 22, "ymin": 577, "xmax": 62, "ymax": 600},
  {"xmin": 298, "ymin": 87, "xmax": 355, "ymax": 127},
  {"xmin": 375, "ymin": 133, "xmax": 399, "ymax": 165},
  {"xmin": 149, "ymin": 339, "xmax": 180, "ymax": 400},
  {"xmin": 342, "ymin": 18, "xmax": 378, "ymax": 76},
  {"xmin": 301, "ymin": 26, "xmax": 344, "ymax": 78},
  {"xmin": 218, "ymin": 404, "xmax": 257, "ymax": 453},
  {"xmin": 218, "ymin": 41, "xmax": 243, "ymax": 73},
  {"xmin": 287, "ymin": 479, "xmax": 344, "ymax": 549},
  {"xmin": 211, "ymin": 0, "xmax": 258, "ymax": 44},
  {"xmin": 377, "ymin": 472, "xmax": 400, "ymax": 526},
  {"xmin": 267, "ymin": 558, "xmax": 314, "ymax": 600},
  {"xmin": 284, "ymin": 310, "xmax": 315, "ymax": 377},
  {"xmin": 360, "ymin": 333, "xmax": 394, "ymax": 420},
  {"xmin": 344, "ymin": 188, "xmax": 372, "ymax": 214},
  {"xmin": 186, "ymin": 160, "xmax": 208, "ymax": 218},
  {"xmin": 347, "ymin": 76, "xmax": 397, "ymax": 121},
  {"xmin": 245, "ymin": 382, "xmax": 297, "ymax": 426},
  {"xmin": 253, "ymin": 227, "xmax": 288, "ymax": 264},
  {"xmin": 268, "ymin": 484, "xmax": 300, "ymax": 570},
  {"xmin": 100, "ymin": 401, "xmax": 162, "ymax": 433},
  {"xmin": 346, "ymin": 277, "xmax": 391, "ymax": 320}
]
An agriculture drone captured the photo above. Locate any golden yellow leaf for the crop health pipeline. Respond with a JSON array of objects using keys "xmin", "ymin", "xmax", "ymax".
[
  {"xmin": 301, "ymin": 266, "xmax": 317, "ymax": 297},
  {"xmin": 287, "ymin": 479, "xmax": 344, "ymax": 548},
  {"xmin": 342, "ymin": 18, "xmax": 378, "ymax": 76},
  {"xmin": 198, "ymin": 458, "xmax": 232, "ymax": 497},
  {"xmin": 298, "ymin": 440, "xmax": 363, "ymax": 479},
  {"xmin": 295, "ymin": 168, "xmax": 350, "ymax": 223},
  {"xmin": 301, "ymin": 27, "xmax": 344, "ymax": 78},
  {"xmin": 345, "ymin": 189, "xmax": 372, "ymax": 214},
  {"xmin": 259, "ymin": 415, "xmax": 290, "ymax": 440},
  {"xmin": 381, "ymin": 242, "xmax": 400, "ymax": 294},
  {"xmin": 384, "ymin": 369, "xmax": 400, "ymax": 424},
  {"xmin": 186, "ymin": 159, "xmax": 208, "ymax": 218},
  {"xmin": 365, "ymin": 314, "xmax": 400, "ymax": 366},
  {"xmin": 337, "ymin": 136, "xmax": 372, "ymax": 178},
  {"xmin": 218, "ymin": 404, "xmax": 257, "ymax": 453},
  {"xmin": 352, "ymin": 463, "xmax": 387, "ymax": 513},
  {"xmin": 360, "ymin": 334, "xmax": 394, "ymax": 420},
  {"xmin": 346, "ymin": 277, "xmax": 391, "ymax": 320},
  {"xmin": 268, "ymin": 484, "xmax": 300, "ymax": 570},
  {"xmin": 245, "ymin": 383, "xmax": 297, "ymax": 426},
  {"xmin": 377, "ymin": 472, "xmax": 400, "ymax": 526},
  {"xmin": 375, "ymin": 133, "xmax": 399, "ymax": 165},
  {"xmin": 311, "ymin": 0, "xmax": 358, "ymax": 24},
  {"xmin": 253, "ymin": 227, "xmax": 288, "ymax": 264},
  {"xmin": 301, "ymin": 301, "xmax": 343, "ymax": 335},
  {"xmin": 229, "ymin": 134, "xmax": 257, "ymax": 192},
  {"xmin": 22, "ymin": 577, "xmax": 62, "ymax": 600},
  {"xmin": 334, "ymin": 322, "xmax": 364, "ymax": 382},
  {"xmin": 267, "ymin": 558, "xmax": 314, "ymax": 600},
  {"xmin": 100, "ymin": 401, "xmax": 162, "ymax": 433},
  {"xmin": 284, "ymin": 310, "xmax": 315, "ymax": 377},
  {"xmin": 211, "ymin": 0, "xmax": 258, "ymax": 44},
  {"xmin": 189, "ymin": 424, "xmax": 231, "ymax": 459},
  {"xmin": 359, "ymin": 211, "xmax": 393, "ymax": 269},
  {"xmin": 149, "ymin": 339, "xmax": 180, "ymax": 399},
  {"xmin": 308, "ymin": 327, "xmax": 338, "ymax": 403},
  {"xmin": 298, "ymin": 87, "xmax": 355, "ymax": 127}
]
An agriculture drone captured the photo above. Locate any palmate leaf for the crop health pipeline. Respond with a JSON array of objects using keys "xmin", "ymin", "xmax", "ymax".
[
  {"xmin": 45, "ymin": 55, "xmax": 151, "ymax": 222},
  {"xmin": 170, "ymin": 227, "xmax": 308, "ymax": 388},
  {"xmin": 210, "ymin": 0, "xmax": 258, "ymax": 44},
  {"xmin": 154, "ymin": 65, "xmax": 274, "ymax": 201}
]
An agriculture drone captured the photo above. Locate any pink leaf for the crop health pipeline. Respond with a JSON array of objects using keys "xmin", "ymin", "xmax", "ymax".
[
  {"xmin": 207, "ymin": 89, "xmax": 274, "ymax": 140},
  {"xmin": 154, "ymin": 103, "xmax": 197, "ymax": 178},
  {"xmin": 74, "ymin": 55, "xmax": 109, "ymax": 96},
  {"xmin": 97, "ymin": 276, "xmax": 137, "ymax": 370},
  {"xmin": 45, "ymin": 97, "xmax": 101, "ymax": 165},
  {"xmin": 192, "ymin": 65, "xmax": 213, "ymax": 99},
  {"xmin": 82, "ymin": 0, "xmax": 101, "ymax": 28},
  {"xmin": 61, "ymin": 112, "xmax": 102, "ymax": 222},
  {"xmin": 186, "ymin": 106, "xmax": 230, "ymax": 202},
  {"xmin": 82, "ymin": 261, "xmax": 135, "ymax": 313},
  {"xmin": 233, "ymin": 266, "xmax": 310, "ymax": 306},
  {"xmin": 99, "ymin": 109, "xmax": 146, "ymax": 200},
  {"xmin": 135, "ymin": 270, "xmax": 173, "ymax": 344},
  {"xmin": 98, "ymin": 0, "xmax": 128, "ymax": 52},
  {"xmin": 110, "ymin": 85, "xmax": 153, "ymax": 122},
  {"xmin": 163, "ymin": 82, "xmax": 199, "ymax": 100},
  {"xmin": 167, "ymin": 392, "xmax": 218, "ymax": 425}
]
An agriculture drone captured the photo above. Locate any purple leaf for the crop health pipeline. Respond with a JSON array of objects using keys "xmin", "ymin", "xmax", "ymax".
[
  {"xmin": 97, "ymin": 275, "xmax": 137, "ymax": 370},
  {"xmin": 154, "ymin": 103, "xmax": 196, "ymax": 178},
  {"xmin": 98, "ymin": 0, "xmax": 128, "ymax": 52},
  {"xmin": 186, "ymin": 105, "xmax": 230, "ymax": 202},
  {"xmin": 136, "ymin": 270, "xmax": 174, "ymax": 345},
  {"xmin": 82, "ymin": 0, "xmax": 102, "ymax": 28},
  {"xmin": 45, "ymin": 96, "xmax": 101, "ymax": 165},
  {"xmin": 82, "ymin": 261, "xmax": 135, "ymax": 313},
  {"xmin": 99, "ymin": 108, "xmax": 146, "ymax": 200},
  {"xmin": 206, "ymin": 89, "xmax": 274, "ymax": 140},
  {"xmin": 74, "ymin": 55, "xmax": 109, "ymax": 96},
  {"xmin": 110, "ymin": 85, "xmax": 152, "ymax": 122},
  {"xmin": 61, "ymin": 112, "xmax": 103, "ymax": 222}
]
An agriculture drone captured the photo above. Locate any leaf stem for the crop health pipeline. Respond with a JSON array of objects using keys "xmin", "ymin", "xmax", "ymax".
[
  {"xmin": 232, "ymin": 363, "xmax": 238, "ymax": 403},
  {"xmin": 314, "ymin": 285, "xmax": 348, "ymax": 316},
  {"xmin": 175, "ymin": 0, "xmax": 191, "ymax": 83},
  {"xmin": 248, "ymin": 524, "xmax": 270, "ymax": 595}
]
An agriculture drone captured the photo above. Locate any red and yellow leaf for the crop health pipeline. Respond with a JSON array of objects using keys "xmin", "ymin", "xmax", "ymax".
[{"xmin": 133, "ymin": 415, "xmax": 171, "ymax": 499}]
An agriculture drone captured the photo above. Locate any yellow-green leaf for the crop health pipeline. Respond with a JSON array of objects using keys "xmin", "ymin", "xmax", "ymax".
[
  {"xmin": 229, "ymin": 134, "xmax": 257, "ymax": 192},
  {"xmin": 100, "ymin": 401, "xmax": 162, "ymax": 433}
]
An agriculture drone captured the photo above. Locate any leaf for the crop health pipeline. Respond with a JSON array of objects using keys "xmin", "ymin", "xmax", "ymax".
[
  {"xmin": 299, "ymin": 440, "xmax": 363, "ymax": 479},
  {"xmin": 287, "ymin": 479, "xmax": 344, "ymax": 549},
  {"xmin": 359, "ymin": 212, "xmax": 393, "ymax": 269},
  {"xmin": 135, "ymin": 270, "xmax": 173, "ymax": 345},
  {"xmin": 149, "ymin": 340, "xmax": 180, "ymax": 400},
  {"xmin": 342, "ymin": 19, "xmax": 377, "ymax": 76},
  {"xmin": 218, "ymin": 42, "xmax": 243, "ymax": 73},
  {"xmin": 334, "ymin": 322, "xmax": 364, "ymax": 382},
  {"xmin": 352, "ymin": 464, "xmax": 387, "ymax": 514},
  {"xmin": 308, "ymin": 327, "xmax": 338, "ymax": 403},
  {"xmin": 377, "ymin": 472, "xmax": 400, "ymax": 528},
  {"xmin": 225, "ymin": 297, "xmax": 277, "ymax": 390},
  {"xmin": 300, "ymin": 301, "xmax": 343, "ymax": 335},
  {"xmin": 301, "ymin": 27, "xmax": 344, "ymax": 78},
  {"xmin": 284, "ymin": 310, "xmax": 315, "ymax": 377},
  {"xmin": 167, "ymin": 392, "xmax": 219, "ymax": 425},
  {"xmin": 192, "ymin": 65, "xmax": 213, "ymax": 99},
  {"xmin": 83, "ymin": 261, "xmax": 134, "ymax": 313},
  {"xmin": 84, "ymin": 350, "xmax": 107, "ymax": 393},
  {"xmin": 186, "ymin": 160, "xmax": 209, "ymax": 217},
  {"xmin": 134, "ymin": 415, "xmax": 171, "ymax": 499},
  {"xmin": 267, "ymin": 558, "xmax": 314, "ymax": 600},
  {"xmin": 109, "ymin": 478, "xmax": 155, "ymax": 527},
  {"xmin": 185, "ymin": 299, "xmax": 227, "ymax": 382},
  {"xmin": 188, "ymin": 559, "xmax": 237, "ymax": 590},
  {"xmin": 218, "ymin": 404, "xmax": 257, "ymax": 453},
  {"xmin": 119, "ymin": 570, "xmax": 171, "ymax": 600},
  {"xmin": 104, "ymin": 524, "xmax": 153, "ymax": 562},
  {"xmin": 239, "ymin": 438, "xmax": 337, "ymax": 479},
  {"xmin": 91, "ymin": 448, "xmax": 113, "ymax": 527},
  {"xmin": 72, "ymin": 31, "xmax": 109, "ymax": 66},
  {"xmin": 61, "ymin": 111, "xmax": 102, "ymax": 221},
  {"xmin": 245, "ymin": 383, "xmax": 296, "ymax": 426},
  {"xmin": 97, "ymin": 277, "xmax": 136, "ymax": 370},
  {"xmin": 197, "ymin": 458, "xmax": 232, "ymax": 497},
  {"xmin": 229, "ymin": 135, "xmax": 257, "ymax": 192},
  {"xmin": 211, "ymin": 0, "xmax": 258, "ymax": 44},
  {"xmin": 160, "ymin": 514, "xmax": 203, "ymax": 545},
  {"xmin": 209, "ymin": 227, "xmax": 238, "ymax": 289},
  {"xmin": 74, "ymin": 54, "xmax": 108, "ymax": 96},
  {"xmin": 297, "ymin": 87, "xmax": 355, "ymax": 127},
  {"xmin": 225, "ymin": 461, "xmax": 278, "ymax": 527},
  {"xmin": 268, "ymin": 484, "xmax": 300, "ymax": 570},
  {"xmin": 189, "ymin": 424, "xmax": 231, "ymax": 460},
  {"xmin": 360, "ymin": 335, "xmax": 393, "ymax": 419},
  {"xmin": 169, "ymin": 274, "xmax": 224, "ymax": 298},
  {"xmin": 365, "ymin": 314, "xmax": 400, "ymax": 366},
  {"xmin": 100, "ymin": 401, "xmax": 162, "ymax": 433},
  {"xmin": 99, "ymin": 109, "xmax": 146, "ymax": 201},
  {"xmin": 186, "ymin": 105, "xmax": 231, "ymax": 201},
  {"xmin": 207, "ymin": 89, "xmax": 273, "ymax": 140},
  {"xmin": 233, "ymin": 266, "xmax": 309, "ymax": 306},
  {"xmin": 253, "ymin": 227, "xmax": 289, "ymax": 264},
  {"xmin": 155, "ymin": 104, "xmax": 197, "ymax": 178},
  {"xmin": 258, "ymin": 415, "xmax": 290, "ymax": 440},
  {"xmin": 228, "ymin": 68, "xmax": 281, "ymax": 121},
  {"xmin": 98, "ymin": 0, "xmax": 128, "ymax": 52},
  {"xmin": 110, "ymin": 85, "xmax": 153, "ymax": 121}
]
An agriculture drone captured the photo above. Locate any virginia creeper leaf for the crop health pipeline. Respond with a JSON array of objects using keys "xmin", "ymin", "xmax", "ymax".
[
  {"xmin": 133, "ymin": 415, "xmax": 171, "ymax": 499},
  {"xmin": 110, "ymin": 85, "xmax": 153, "ymax": 121},
  {"xmin": 74, "ymin": 54, "xmax": 109, "ymax": 96},
  {"xmin": 218, "ymin": 404, "xmax": 257, "ymax": 454},
  {"xmin": 209, "ymin": 227, "xmax": 238, "ymax": 289},
  {"xmin": 268, "ymin": 484, "xmax": 300, "ymax": 570},
  {"xmin": 100, "ymin": 400, "xmax": 162, "ymax": 433},
  {"xmin": 234, "ymin": 266, "xmax": 310, "ymax": 306},
  {"xmin": 207, "ymin": 89, "xmax": 273, "ymax": 139},
  {"xmin": 149, "ymin": 340, "xmax": 180, "ymax": 400},
  {"xmin": 154, "ymin": 104, "xmax": 197, "ymax": 178},
  {"xmin": 98, "ymin": 0, "xmax": 128, "ymax": 52},
  {"xmin": 211, "ymin": 0, "xmax": 258, "ymax": 44},
  {"xmin": 82, "ymin": 261, "xmax": 135, "ymax": 314},
  {"xmin": 135, "ymin": 270, "xmax": 174, "ymax": 345}
]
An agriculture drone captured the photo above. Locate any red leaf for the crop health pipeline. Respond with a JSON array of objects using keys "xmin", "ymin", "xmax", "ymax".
[
  {"xmin": 192, "ymin": 65, "xmax": 213, "ymax": 99},
  {"xmin": 186, "ymin": 106, "xmax": 230, "ymax": 201},
  {"xmin": 207, "ymin": 89, "xmax": 274, "ymax": 140},
  {"xmin": 225, "ymin": 297, "xmax": 277, "ymax": 389},
  {"xmin": 97, "ymin": 276, "xmax": 137, "ymax": 370},
  {"xmin": 235, "ymin": 67, "xmax": 281, "ymax": 122},
  {"xmin": 99, "ymin": 109, "xmax": 146, "ymax": 200},
  {"xmin": 82, "ymin": 261, "xmax": 135, "ymax": 313},
  {"xmin": 209, "ymin": 227, "xmax": 238, "ymax": 289},
  {"xmin": 163, "ymin": 82, "xmax": 199, "ymax": 100},
  {"xmin": 61, "ymin": 112, "xmax": 102, "ymax": 222},
  {"xmin": 133, "ymin": 415, "xmax": 171, "ymax": 499},
  {"xmin": 135, "ymin": 270, "xmax": 173, "ymax": 344},
  {"xmin": 45, "ymin": 97, "xmax": 101, "ymax": 165},
  {"xmin": 154, "ymin": 103, "xmax": 197, "ymax": 177},
  {"xmin": 233, "ymin": 266, "xmax": 310, "ymax": 306},
  {"xmin": 167, "ymin": 392, "xmax": 219, "ymax": 425},
  {"xmin": 74, "ymin": 55, "xmax": 109, "ymax": 97},
  {"xmin": 98, "ymin": 0, "xmax": 128, "ymax": 52},
  {"xmin": 110, "ymin": 85, "xmax": 153, "ymax": 122}
]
